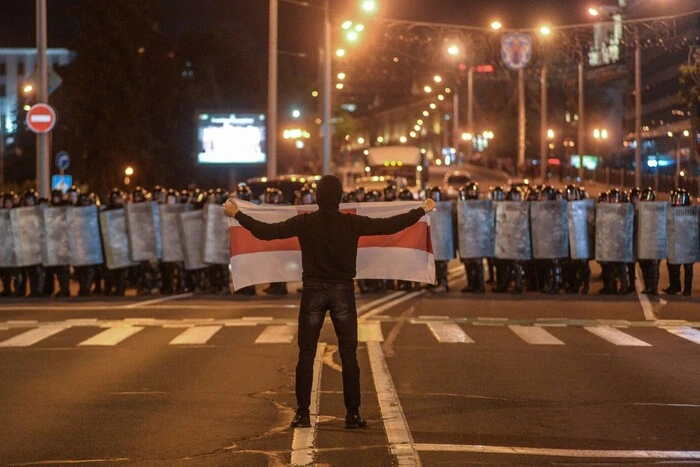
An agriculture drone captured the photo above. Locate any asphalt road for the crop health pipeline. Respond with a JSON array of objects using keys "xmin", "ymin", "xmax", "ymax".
[{"xmin": 0, "ymin": 261, "xmax": 698, "ymax": 466}]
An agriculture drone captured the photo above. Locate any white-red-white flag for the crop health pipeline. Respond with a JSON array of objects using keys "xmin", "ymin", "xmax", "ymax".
[{"xmin": 227, "ymin": 201, "xmax": 435, "ymax": 290}]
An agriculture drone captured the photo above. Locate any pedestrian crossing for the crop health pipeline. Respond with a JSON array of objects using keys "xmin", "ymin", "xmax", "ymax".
[{"xmin": 0, "ymin": 319, "xmax": 699, "ymax": 349}]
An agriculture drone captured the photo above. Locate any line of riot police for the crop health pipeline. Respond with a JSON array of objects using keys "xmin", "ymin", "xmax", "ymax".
[{"xmin": 0, "ymin": 185, "xmax": 237, "ymax": 298}]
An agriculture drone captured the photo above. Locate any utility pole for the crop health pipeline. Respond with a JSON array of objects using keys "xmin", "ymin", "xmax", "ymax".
[
  {"xmin": 540, "ymin": 64, "xmax": 548, "ymax": 182},
  {"xmin": 36, "ymin": 0, "xmax": 50, "ymax": 197},
  {"xmin": 517, "ymin": 67, "xmax": 526, "ymax": 176},
  {"xmin": 634, "ymin": 34, "xmax": 642, "ymax": 188},
  {"xmin": 466, "ymin": 66, "xmax": 474, "ymax": 162},
  {"xmin": 267, "ymin": 0, "xmax": 278, "ymax": 179},
  {"xmin": 577, "ymin": 56, "xmax": 585, "ymax": 181},
  {"xmin": 322, "ymin": 0, "xmax": 332, "ymax": 175}
]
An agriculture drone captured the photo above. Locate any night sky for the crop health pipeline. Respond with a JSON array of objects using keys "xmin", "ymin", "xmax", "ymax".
[{"xmin": 0, "ymin": 0, "xmax": 598, "ymax": 49}]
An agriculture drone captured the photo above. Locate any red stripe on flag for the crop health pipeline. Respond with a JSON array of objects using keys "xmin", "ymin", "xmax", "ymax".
[
  {"xmin": 230, "ymin": 227, "xmax": 301, "ymax": 255},
  {"xmin": 359, "ymin": 222, "xmax": 432, "ymax": 252},
  {"xmin": 230, "ymin": 220, "xmax": 432, "ymax": 257}
]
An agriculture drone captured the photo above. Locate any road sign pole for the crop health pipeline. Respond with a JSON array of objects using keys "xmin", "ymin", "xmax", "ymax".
[{"xmin": 36, "ymin": 0, "xmax": 50, "ymax": 198}]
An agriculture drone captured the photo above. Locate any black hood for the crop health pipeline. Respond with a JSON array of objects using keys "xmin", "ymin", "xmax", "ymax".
[{"xmin": 316, "ymin": 175, "xmax": 343, "ymax": 209}]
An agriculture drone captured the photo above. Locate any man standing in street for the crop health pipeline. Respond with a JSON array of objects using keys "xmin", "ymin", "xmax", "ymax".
[{"xmin": 223, "ymin": 175, "xmax": 435, "ymax": 429}]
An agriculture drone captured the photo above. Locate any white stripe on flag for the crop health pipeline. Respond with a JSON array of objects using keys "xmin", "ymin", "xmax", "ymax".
[
  {"xmin": 356, "ymin": 246, "xmax": 434, "ymax": 284},
  {"xmin": 230, "ymin": 251, "xmax": 303, "ymax": 290}
]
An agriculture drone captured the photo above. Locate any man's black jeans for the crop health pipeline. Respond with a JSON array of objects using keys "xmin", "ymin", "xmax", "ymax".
[{"xmin": 296, "ymin": 279, "xmax": 360, "ymax": 415}]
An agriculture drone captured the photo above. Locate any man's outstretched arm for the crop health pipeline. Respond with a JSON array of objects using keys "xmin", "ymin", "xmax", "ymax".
[
  {"xmin": 352, "ymin": 199, "xmax": 435, "ymax": 236},
  {"xmin": 223, "ymin": 198, "xmax": 300, "ymax": 240}
]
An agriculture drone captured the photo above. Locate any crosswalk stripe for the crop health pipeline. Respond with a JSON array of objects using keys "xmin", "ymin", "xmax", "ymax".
[
  {"xmin": 0, "ymin": 326, "xmax": 69, "ymax": 347},
  {"xmin": 254, "ymin": 325, "xmax": 297, "ymax": 344},
  {"xmin": 427, "ymin": 323, "xmax": 473, "ymax": 343},
  {"xmin": 359, "ymin": 322, "xmax": 384, "ymax": 342},
  {"xmin": 169, "ymin": 326, "xmax": 223, "ymax": 345},
  {"xmin": 664, "ymin": 327, "xmax": 700, "ymax": 345},
  {"xmin": 584, "ymin": 326, "xmax": 652, "ymax": 346},
  {"xmin": 509, "ymin": 325, "xmax": 564, "ymax": 345},
  {"xmin": 78, "ymin": 326, "xmax": 144, "ymax": 346}
]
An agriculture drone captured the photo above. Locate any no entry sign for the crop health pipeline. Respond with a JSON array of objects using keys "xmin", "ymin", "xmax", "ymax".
[{"xmin": 26, "ymin": 103, "xmax": 57, "ymax": 133}]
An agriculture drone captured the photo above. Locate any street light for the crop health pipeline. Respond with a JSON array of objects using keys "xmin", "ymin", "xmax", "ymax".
[
  {"xmin": 124, "ymin": 166, "xmax": 134, "ymax": 186},
  {"xmin": 490, "ymin": 20, "xmax": 502, "ymax": 31},
  {"xmin": 361, "ymin": 0, "xmax": 377, "ymax": 13},
  {"xmin": 670, "ymin": 129, "xmax": 691, "ymax": 188}
]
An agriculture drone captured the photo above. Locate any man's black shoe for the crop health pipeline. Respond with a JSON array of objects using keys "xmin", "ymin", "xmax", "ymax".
[
  {"xmin": 291, "ymin": 412, "xmax": 311, "ymax": 428},
  {"xmin": 345, "ymin": 414, "xmax": 367, "ymax": 429}
]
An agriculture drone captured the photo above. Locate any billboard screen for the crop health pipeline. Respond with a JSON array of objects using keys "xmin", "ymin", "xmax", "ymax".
[{"xmin": 196, "ymin": 112, "xmax": 266, "ymax": 164}]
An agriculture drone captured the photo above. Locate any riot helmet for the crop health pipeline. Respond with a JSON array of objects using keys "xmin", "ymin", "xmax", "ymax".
[
  {"xmin": 364, "ymin": 190, "xmax": 381, "ymax": 202},
  {"xmin": 353, "ymin": 186, "xmax": 366, "ymax": 203},
  {"xmin": 505, "ymin": 186, "xmax": 522, "ymax": 202},
  {"xmin": 628, "ymin": 187, "xmax": 641, "ymax": 205},
  {"xmin": 459, "ymin": 182, "xmax": 479, "ymax": 200},
  {"xmin": 677, "ymin": 189, "xmax": 691, "ymax": 207},
  {"xmin": 540, "ymin": 185, "xmax": 557, "ymax": 201},
  {"xmin": 640, "ymin": 187, "xmax": 656, "ymax": 202},
  {"xmin": 179, "ymin": 189, "xmax": 190, "ymax": 204},
  {"xmin": 66, "ymin": 185, "xmax": 80, "ymax": 205},
  {"xmin": 607, "ymin": 188, "xmax": 622, "ymax": 204},
  {"xmin": 50, "ymin": 189, "xmax": 64, "ymax": 206},
  {"xmin": 579, "ymin": 187, "xmax": 589, "ymax": 199},
  {"xmin": 263, "ymin": 187, "xmax": 284, "ymax": 205},
  {"xmin": 77, "ymin": 192, "xmax": 92, "ymax": 206},
  {"xmin": 426, "ymin": 186, "xmax": 443, "ymax": 202},
  {"xmin": 296, "ymin": 186, "xmax": 315, "ymax": 205},
  {"xmin": 398, "ymin": 188, "xmax": 414, "ymax": 201},
  {"xmin": 490, "ymin": 186, "xmax": 505, "ymax": 202},
  {"xmin": 214, "ymin": 188, "xmax": 228, "ymax": 205},
  {"xmin": 152, "ymin": 185, "xmax": 166, "ymax": 204},
  {"xmin": 108, "ymin": 188, "xmax": 126, "ymax": 208},
  {"xmin": 22, "ymin": 189, "xmax": 39, "ymax": 206},
  {"xmin": 2, "ymin": 191, "xmax": 18, "ymax": 209},
  {"xmin": 235, "ymin": 183, "xmax": 252, "ymax": 201},
  {"xmin": 383, "ymin": 181, "xmax": 398, "ymax": 201},
  {"xmin": 131, "ymin": 186, "xmax": 146, "ymax": 203},
  {"xmin": 165, "ymin": 189, "xmax": 179, "ymax": 205},
  {"xmin": 597, "ymin": 191, "xmax": 608, "ymax": 203},
  {"xmin": 564, "ymin": 184, "xmax": 581, "ymax": 202}
]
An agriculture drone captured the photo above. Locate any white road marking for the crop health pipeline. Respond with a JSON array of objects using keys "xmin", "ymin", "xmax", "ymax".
[
  {"xmin": 359, "ymin": 291, "xmax": 423, "ymax": 321},
  {"xmin": 78, "ymin": 327, "xmax": 144, "ymax": 346},
  {"xmin": 0, "ymin": 326, "xmax": 69, "ymax": 347},
  {"xmin": 7, "ymin": 458, "xmax": 130, "ymax": 465},
  {"xmin": 426, "ymin": 323, "xmax": 473, "ymax": 344},
  {"xmin": 635, "ymin": 264, "xmax": 657, "ymax": 321},
  {"xmin": 124, "ymin": 293, "xmax": 193, "ymax": 308},
  {"xmin": 357, "ymin": 291, "xmax": 406, "ymax": 313},
  {"xmin": 509, "ymin": 325, "xmax": 564, "ymax": 345},
  {"xmin": 664, "ymin": 326, "xmax": 700, "ymax": 345},
  {"xmin": 291, "ymin": 343, "xmax": 326, "ymax": 466},
  {"xmin": 367, "ymin": 341, "xmax": 421, "ymax": 466},
  {"xmin": 255, "ymin": 325, "xmax": 297, "ymax": 344},
  {"xmin": 169, "ymin": 325, "xmax": 223, "ymax": 345},
  {"xmin": 584, "ymin": 326, "xmax": 652, "ymax": 347},
  {"xmin": 358, "ymin": 322, "xmax": 384, "ymax": 342},
  {"xmin": 413, "ymin": 443, "xmax": 700, "ymax": 459}
]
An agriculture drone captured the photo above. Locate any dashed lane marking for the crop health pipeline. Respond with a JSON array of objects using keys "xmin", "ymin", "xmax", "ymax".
[
  {"xmin": 77, "ymin": 326, "xmax": 144, "ymax": 346},
  {"xmin": 169, "ymin": 325, "xmax": 223, "ymax": 345},
  {"xmin": 584, "ymin": 325, "xmax": 652, "ymax": 347},
  {"xmin": 509, "ymin": 325, "xmax": 565, "ymax": 345},
  {"xmin": 426, "ymin": 322, "xmax": 473, "ymax": 344},
  {"xmin": 0, "ymin": 325, "xmax": 69, "ymax": 347},
  {"xmin": 124, "ymin": 292, "xmax": 194, "ymax": 308},
  {"xmin": 663, "ymin": 326, "xmax": 700, "ymax": 346},
  {"xmin": 254, "ymin": 324, "xmax": 297, "ymax": 344},
  {"xmin": 290, "ymin": 343, "xmax": 325, "ymax": 466}
]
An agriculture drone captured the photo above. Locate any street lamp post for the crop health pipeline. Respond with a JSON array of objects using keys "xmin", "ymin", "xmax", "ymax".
[
  {"xmin": 36, "ymin": 0, "xmax": 50, "ymax": 198},
  {"xmin": 322, "ymin": 0, "xmax": 332, "ymax": 175},
  {"xmin": 540, "ymin": 63, "xmax": 548, "ymax": 182},
  {"xmin": 267, "ymin": 0, "xmax": 278, "ymax": 179}
]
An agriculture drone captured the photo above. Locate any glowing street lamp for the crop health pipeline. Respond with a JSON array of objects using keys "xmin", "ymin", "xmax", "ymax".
[
  {"xmin": 361, "ymin": 0, "xmax": 377, "ymax": 13},
  {"xmin": 447, "ymin": 44, "xmax": 460, "ymax": 56},
  {"xmin": 423, "ymin": 85, "xmax": 432, "ymax": 93},
  {"xmin": 588, "ymin": 7, "xmax": 600, "ymax": 17},
  {"xmin": 433, "ymin": 75, "xmax": 442, "ymax": 83},
  {"xmin": 539, "ymin": 25, "xmax": 552, "ymax": 36},
  {"xmin": 490, "ymin": 20, "xmax": 502, "ymax": 31}
]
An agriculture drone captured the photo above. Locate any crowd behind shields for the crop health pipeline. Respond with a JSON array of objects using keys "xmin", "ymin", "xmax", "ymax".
[{"xmin": 0, "ymin": 180, "xmax": 697, "ymax": 298}]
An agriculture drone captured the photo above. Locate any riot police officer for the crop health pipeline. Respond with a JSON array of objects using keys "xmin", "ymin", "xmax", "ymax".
[
  {"xmin": 43, "ymin": 189, "xmax": 71, "ymax": 297},
  {"xmin": 488, "ymin": 186, "xmax": 506, "ymax": 289},
  {"xmin": 637, "ymin": 187, "xmax": 660, "ymax": 295},
  {"xmin": 102, "ymin": 189, "xmax": 128, "ymax": 296},
  {"xmin": 15, "ymin": 190, "xmax": 45, "ymax": 297},
  {"xmin": 563, "ymin": 184, "xmax": 591, "ymax": 294},
  {"xmin": 0, "ymin": 192, "xmax": 19, "ymax": 297},
  {"xmin": 426, "ymin": 186, "xmax": 449, "ymax": 293},
  {"xmin": 536, "ymin": 186, "xmax": 563, "ymax": 294},
  {"xmin": 161, "ymin": 188, "xmax": 183, "ymax": 295},
  {"xmin": 383, "ymin": 181, "xmax": 398, "ymax": 202},
  {"xmin": 459, "ymin": 182, "xmax": 485, "ymax": 293},
  {"xmin": 665, "ymin": 189, "xmax": 695, "ymax": 296},
  {"xmin": 497, "ymin": 186, "xmax": 525, "ymax": 294},
  {"xmin": 73, "ymin": 193, "xmax": 97, "ymax": 296},
  {"xmin": 600, "ymin": 188, "xmax": 629, "ymax": 295}
]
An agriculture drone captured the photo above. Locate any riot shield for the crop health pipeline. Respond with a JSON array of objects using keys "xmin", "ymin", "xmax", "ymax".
[
  {"xmin": 456, "ymin": 199, "xmax": 495, "ymax": 259},
  {"xmin": 0, "ymin": 210, "xmax": 17, "ymax": 268},
  {"xmin": 152, "ymin": 202, "xmax": 163, "ymax": 260},
  {"xmin": 100, "ymin": 209, "xmax": 138, "ymax": 270},
  {"xmin": 636, "ymin": 201, "xmax": 668, "ymax": 260},
  {"xmin": 428, "ymin": 201, "xmax": 454, "ymax": 261},
  {"xmin": 567, "ymin": 199, "xmax": 595, "ymax": 260},
  {"xmin": 125, "ymin": 202, "xmax": 158, "ymax": 262},
  {"xmin": 495, "ymin": 201, "xmax": 531, "ymax": 260},
  {"xmin": 40, "ymin": 206, "xmax": 71, "ymax": 266},
  {"xmin": 530, "ymin": 200, "xmax": 569, "ymax": 259},
  {"xmin": 179, "ymin": 210, "xmax": 206, "ymax": 271},
  {"xmin": 203, "ymin": 203, "xmax": 231, "ymax": 265},
  {"xmin": 667, "ymin": 206, "xmax": 700, "ymax": 265},
  {"xmin": 11, "ymin": 206, "xmax": 43, "ymax": 267},
  {"xmin": 159, "ymin": 204, "xmax": 186, "ymax": 263},
  {"xmin": 595, "ymin": 203, "xmax": 634, "ymax": 263},
  {"xmin": 67, "ymin": 206, "xmax": 104, "ymax": 266}
]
